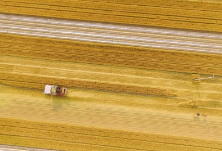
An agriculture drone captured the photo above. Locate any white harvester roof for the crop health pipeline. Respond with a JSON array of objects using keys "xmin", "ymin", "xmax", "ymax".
[{"xmin": 44, "ymin": 85, "xmax": 52, "ymax": 94}]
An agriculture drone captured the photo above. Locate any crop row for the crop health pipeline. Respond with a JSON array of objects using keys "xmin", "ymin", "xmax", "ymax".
[
  {"xmin": 1, "ymin": 125, "xmax": 154, "ymax": 151},
  {"xmin": 0, "ymin": 64, "xmax": 173, "ymax": 88},
  {"xmin": 0, "ymin": 117, "xmax": 221, "ymax": 151},
  {"xmin": 0, "ymin": 79, "xmax": 44, "ymax": 90},
  {"xmin": 1, "ymin": 33, "xmax": 221, "ymax": 66},
  {"xmin": 2, "ymin": 47, "xmax": 221, "ymax": 76},
  {"xmin": 1, "ymin": 34, "xmax": 222, "ymax": 75},
  {"xmin": 1, "ymin": 0, "xmax": 222, "ymax": 32},
  {"xmin": 96, "ymin": 0, "xmax": 222, "ymax": 11},
  {"xmin": 2, "ymin": 0, "xmax": 222, "ymax": 17},
  {"xmin": 0, "ymin": 54, "xmax": 204, "ymax": 82},
  {"xmin": 2, "ymin": 0, "xmax": 222, "ymax": 24},
  {"xmin": 3, "ymin": 0, "xmax": 222, "ymax": 11},
  {"xmin": 0, "ymin": 71, "xmax": 175, "ymax": 96}
]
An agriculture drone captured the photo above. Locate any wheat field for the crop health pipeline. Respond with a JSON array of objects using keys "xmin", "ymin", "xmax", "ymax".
[
  {"xmin": 1, "ymin": 0, "xmax": 222, "ymax": 150},
  {"xmin": 1, "ymin": 0, "xmax": 222, "ymax": 32}
]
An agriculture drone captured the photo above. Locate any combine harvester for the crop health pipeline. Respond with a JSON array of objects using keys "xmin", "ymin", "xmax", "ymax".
[{"xmin": 44, "ymin": 84, "xmax": 67, "ymax": 96}]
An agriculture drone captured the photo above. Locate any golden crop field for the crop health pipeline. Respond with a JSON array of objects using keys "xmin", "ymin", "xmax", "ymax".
[
  {"xmin": 1, "ymin": 0, "xmax": 222, "ymax": 150},
  {"xmin": 1, "ymin": 0, "xmax": 222, "ymax": 32},
  {"xmin": 1, "ymin": 33, "xmax": 222, "ymax": 76},
  {"xmin": 1, "ymin": 117, "xmax": 221, "ymax": 151}
]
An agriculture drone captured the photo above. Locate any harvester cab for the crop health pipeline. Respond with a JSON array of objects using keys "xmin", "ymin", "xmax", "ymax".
[{"xmin": 44, "ymin": 84, "xmax": 67, "ymax": 96}]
